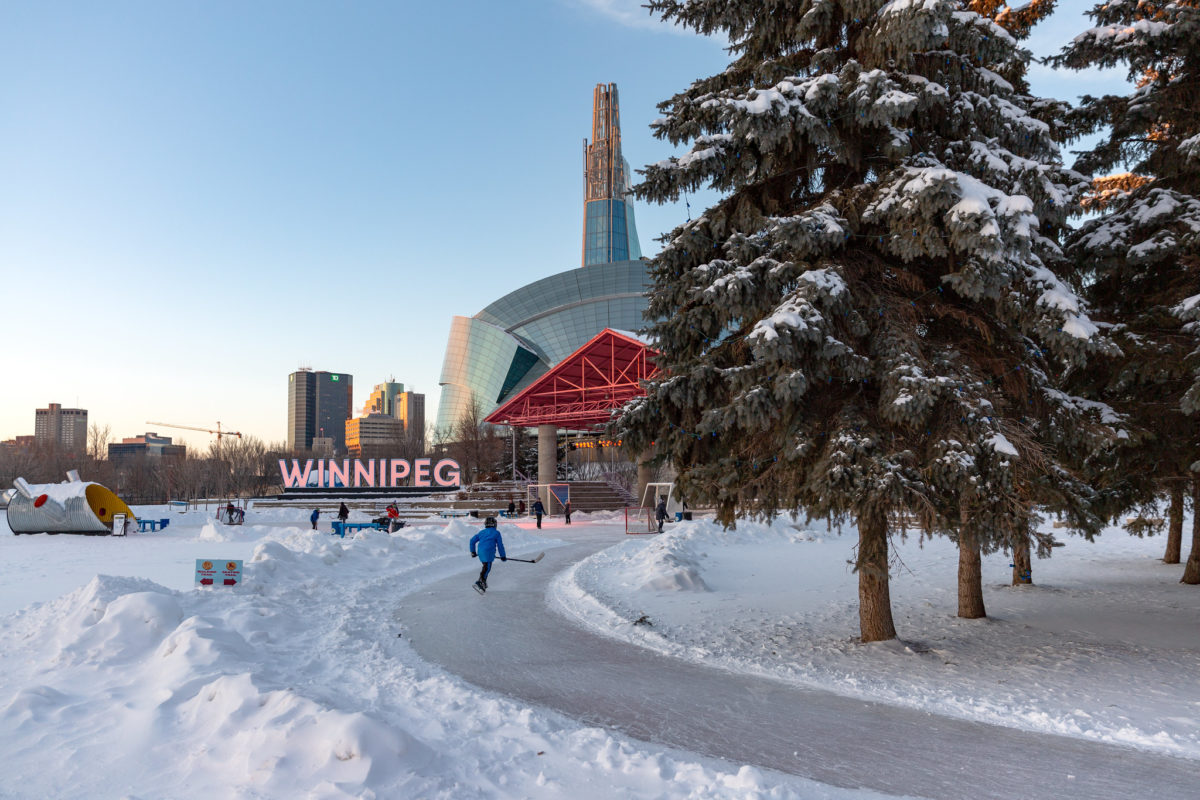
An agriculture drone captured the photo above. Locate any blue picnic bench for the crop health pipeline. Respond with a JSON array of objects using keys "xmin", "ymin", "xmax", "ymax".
[
  {"xmin": 330, "ymin": 520, "xmax": 388, "ymax": 538},
  {"xmin": 137, "ymin": 518, "xmax": 170, "ymax": 532},
  {"xmin": 499, "ymin": 511, "xmax": 519, "ymax": 518}
]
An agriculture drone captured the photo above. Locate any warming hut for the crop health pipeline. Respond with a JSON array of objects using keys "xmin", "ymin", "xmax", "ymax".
[{"xmin": 3, "ymin": 472, "xmax": 135, "ymax": 535}]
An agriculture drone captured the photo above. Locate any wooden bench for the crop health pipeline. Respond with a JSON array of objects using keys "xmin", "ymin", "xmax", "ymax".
[{"xmin": 438, "ymin": 510, "xmax": 470, "ymax": 518}]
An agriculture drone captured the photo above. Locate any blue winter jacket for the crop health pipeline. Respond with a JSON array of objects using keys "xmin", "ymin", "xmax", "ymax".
[{"xmin": 470, "ymin": 527, "xmax": 506, "ymax": 563}]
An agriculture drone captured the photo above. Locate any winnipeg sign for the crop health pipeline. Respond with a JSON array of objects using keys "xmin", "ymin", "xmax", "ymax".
[{"xmin": 278, "ymin": 458, "xmax": 461, "ymax": 489}]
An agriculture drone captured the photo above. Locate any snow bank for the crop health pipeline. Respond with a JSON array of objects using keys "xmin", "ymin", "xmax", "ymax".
[{"xmin": 0, "ymin": 513, "xmax": 866, "ymax": 798}]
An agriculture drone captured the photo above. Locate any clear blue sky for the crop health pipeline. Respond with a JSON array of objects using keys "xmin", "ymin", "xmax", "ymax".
[{"xmin": 0, "ymin": 1, "xmax": 1126, "ymax": 452}]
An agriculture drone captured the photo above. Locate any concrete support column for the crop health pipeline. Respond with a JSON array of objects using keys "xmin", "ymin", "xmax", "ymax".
[
  {"xmin": 636, "ymin": 446, "xmax": 655, "ymax": 508},
  {"xmin": 537, "ymin": 425, "xmax": 558, "ymax": 511}
]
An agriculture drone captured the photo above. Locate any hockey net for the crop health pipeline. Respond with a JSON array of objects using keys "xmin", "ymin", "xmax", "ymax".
[
  {"xmin": 641, "ymin": 482, "xmax": 682, "ymax": 516},
  {"xmin": 625, "ymin": 506, "xmax": 658, "ymax": 535},
  {"xmin": 527, "ymin": 483, "xmax": 570, "ymax": 514}
]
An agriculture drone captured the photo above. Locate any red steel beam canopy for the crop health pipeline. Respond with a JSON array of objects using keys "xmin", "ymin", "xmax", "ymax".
[{"xmin": 484, "ymin": 328, "xmax": 658, "ymax": 430}]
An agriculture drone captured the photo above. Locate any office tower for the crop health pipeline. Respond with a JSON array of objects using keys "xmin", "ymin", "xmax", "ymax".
[
  {"xmin": 108, "ymin": 433, "xmax": 186, "ymax": 464},
  {"xmin": 34, "ymin": 403, "xmax": 88, "ymax": 452},
  {"xmin": 287, "ymin": 369, "xmax": 353, "ymax": 453},
  {"xmin": 397, "ymin": 391, "xmax": 425, "ymax": 445},
  {"xmin": 345, "ymin": 414, "xmax": 405, "ymax": 456},
  {"xmin": 582, "ymin": 83, "xmax": 642, "ymax": 267},
  {"xmin": 362, "ymin": 381, "xmax": 405, "ymax": 417}
]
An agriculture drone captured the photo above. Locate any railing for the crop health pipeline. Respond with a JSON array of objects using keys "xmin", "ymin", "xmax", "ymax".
[{"xmin": 602, "ymin": 472, "xmax": 637, "ymax": 506}]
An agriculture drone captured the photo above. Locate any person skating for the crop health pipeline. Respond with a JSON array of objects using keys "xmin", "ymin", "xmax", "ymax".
[
  {"xmin": 655, "ymin": 496, "xmax": 668, "ymax": 533},
  {"xmin": 469, "ymin": 516, "xmax": 506, "ymax": 593},
  {"xmin": 564, "ymin": 500, "xmax": 572, "ymax": 525},
  {"xmin": 531, "ymin": 498, "xmax": 545, "ymax": 529},
  {"xmin": 310, "ymin": 508, "xmax": 320, "ymax": 530}
]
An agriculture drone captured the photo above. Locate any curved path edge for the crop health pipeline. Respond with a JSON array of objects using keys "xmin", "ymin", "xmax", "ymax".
[{"xmin": 399, "ymin": 532, "xmax": 1196, "ymax": 800}]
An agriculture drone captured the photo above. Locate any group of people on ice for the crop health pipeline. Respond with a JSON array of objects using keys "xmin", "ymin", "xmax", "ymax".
[{"xmin": 503, "ymin": 497, "xmax": 568, "ymax": 528}]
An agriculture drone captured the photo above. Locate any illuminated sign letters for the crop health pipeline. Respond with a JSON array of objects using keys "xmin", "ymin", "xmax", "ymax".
[{"xmin": 278, "ymin": 458, "xmax": 461, "ymax": 489}]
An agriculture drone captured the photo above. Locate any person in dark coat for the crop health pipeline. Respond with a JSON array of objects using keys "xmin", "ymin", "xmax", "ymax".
[
  {"xmin": 310, "ymin": 508, "xmax": 320, "ymax": 530},
  {"xmin": 655, "ymin": 496, "xmax": 668, "ymax": 533},
  {"xmin": 338, "ymin": 502, "xmax": 349, "ymax": 523},
  {"xmin": 507, "ymin": 499, "xmax": 516, "ymax": 516},
  {"xmin": 469, "ymin": 516, "xmax": 506, "ymax": 591},
  {"xmin": 564, "ymin": 500, "xmax": 572, "ymax": 525},
  {"xmin": 531, "ymin": 498, "xmax": 545, "ymax": 529},
  {"xmin": 518, "ymin": 499, "xmax": 526, "ymax": 515}
]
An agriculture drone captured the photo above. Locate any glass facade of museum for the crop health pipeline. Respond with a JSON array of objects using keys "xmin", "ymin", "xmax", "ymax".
[
  {"xmin": 436, "ymin": 259, "xmax": 650, "ymax": 434},
  {"xmin": 583, "ymin": 196, "xmax": 642, "ymax": 267},
  {"xmin": 436, "ymin": 83, "xmax": 650, "ymax": 435}
]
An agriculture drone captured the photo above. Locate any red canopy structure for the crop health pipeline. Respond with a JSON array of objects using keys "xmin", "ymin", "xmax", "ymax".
[{"xmin": 484, "ymin": 328, "xmax": 658, "ymax": 430}]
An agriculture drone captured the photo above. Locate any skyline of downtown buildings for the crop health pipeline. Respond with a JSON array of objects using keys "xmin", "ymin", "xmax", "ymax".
[
  {"xmin": 0, "ymin": 1, "xmax": 1125, "ymax": 450},
  {"xmin": 4, "ymin": 80, "xmax": 658, "ymax": 455}
]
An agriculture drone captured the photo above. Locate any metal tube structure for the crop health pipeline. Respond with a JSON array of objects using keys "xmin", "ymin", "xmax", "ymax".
[{"xmin": 6, "ymin": 473, "xmax": 135, "ymax": 535}]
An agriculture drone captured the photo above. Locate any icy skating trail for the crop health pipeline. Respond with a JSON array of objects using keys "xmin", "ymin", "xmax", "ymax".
[{"xmin": 402, "ymin": 526, "xmax": 1195, "ymax": 800}]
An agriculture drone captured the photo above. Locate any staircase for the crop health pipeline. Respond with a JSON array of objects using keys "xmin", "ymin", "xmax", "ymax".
[{"xmin": 550, "ymin": 481, "xmax": 632, "ymax": 512}]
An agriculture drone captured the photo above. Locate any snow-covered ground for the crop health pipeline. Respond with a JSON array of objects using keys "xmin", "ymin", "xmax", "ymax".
[
  {"xmin": 0, "ymin": 504, "xmax": 903, "ymax": 800},
  {"xmin": 554, "ymin": 515, "xmax": 1200, "ymax": 759}
]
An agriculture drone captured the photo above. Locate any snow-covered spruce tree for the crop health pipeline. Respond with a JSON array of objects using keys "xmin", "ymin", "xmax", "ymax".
[
  {"xmin": 1055, "ymin": 0, "xmax": 1200, "ymax": 582},
  {"xmin": 615, "ymin": 0, "xmax": 1113, "ymax": 641}
]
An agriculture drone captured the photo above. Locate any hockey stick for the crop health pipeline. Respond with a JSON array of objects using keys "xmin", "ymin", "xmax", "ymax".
[{"xmin": 505, "ymin": 552, "xmax": 544, "ymax": 564}]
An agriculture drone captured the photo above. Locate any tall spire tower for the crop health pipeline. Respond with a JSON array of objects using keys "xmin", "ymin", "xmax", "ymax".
[{"xmin": 582, "ymin": 83, "xmax": 642, "ymax": 267}]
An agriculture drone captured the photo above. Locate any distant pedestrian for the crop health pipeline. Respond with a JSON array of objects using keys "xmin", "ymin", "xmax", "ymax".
[
  {"xmin": 564, "ymin": 500, "xmax": 572, "ymax": 525},
  {"xmin": 469, "ymin": 516, "xmax": 506, "ymax": 593},
  {"xmin": 338, "ymin": 502, "xmax": 349, "ymax": 523},
  {"xmin": 507, "ymin": 499, "xmax": 516, "ymax": 516},
  {"xmin": 532, "ymin": 498, "xmax": 545, "ymax": 529},
  {"xmin": 310, "ymin": 508, "xmax": 320, "ymax": 530},
  {"xmin": 655, "ymin": 496, "xmax": 668, "ymax": 533},
  {"xmin": 518, "ymin": 499, "xmax": 526, "ymax": 515}
]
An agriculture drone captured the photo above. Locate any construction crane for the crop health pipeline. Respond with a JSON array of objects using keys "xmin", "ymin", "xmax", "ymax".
[{"xmin": 147, "ymin": 421, "xmax": 243, "ymax": 440}]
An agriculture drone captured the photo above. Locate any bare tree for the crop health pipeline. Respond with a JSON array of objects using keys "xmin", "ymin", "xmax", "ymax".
[
  {"xmin": 447, "ymin": 396, "xmax": 505, "ymax": 485},
  {"xmin": 87, "ymin": 424, "xmax": 111, "ymax": 461}
]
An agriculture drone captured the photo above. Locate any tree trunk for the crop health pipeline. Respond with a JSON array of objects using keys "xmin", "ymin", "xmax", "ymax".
[
  {"xmin": 1164, "ymin": 482, "xmax": 1184, "ymax": 564},
  {"xmin": 958, "ymin": 523, "xmax": 987, "ymax": 619},
  {"xmin": 1011, "ymin": 531, "xmax": 1033, "ymax": 586},
  {"xmin": 1182, "ymin": 478, "xmax": 1200, "ymax": 585},
  {"xmin": 857, "ymin": 506, "xmax": 897, "ymax": 642}
]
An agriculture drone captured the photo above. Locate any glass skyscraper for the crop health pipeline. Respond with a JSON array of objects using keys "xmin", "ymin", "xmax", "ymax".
[
  {"xmin": 436, "ymin": 83, "xmax": 648, "ymax": 435},
  {"xmin": 288, "ymin": 369, "xmax": 353, "ymax": 453},
  {"xmin": 582, "ymin": 83, "xmax": 641, "ymax": 267}
]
